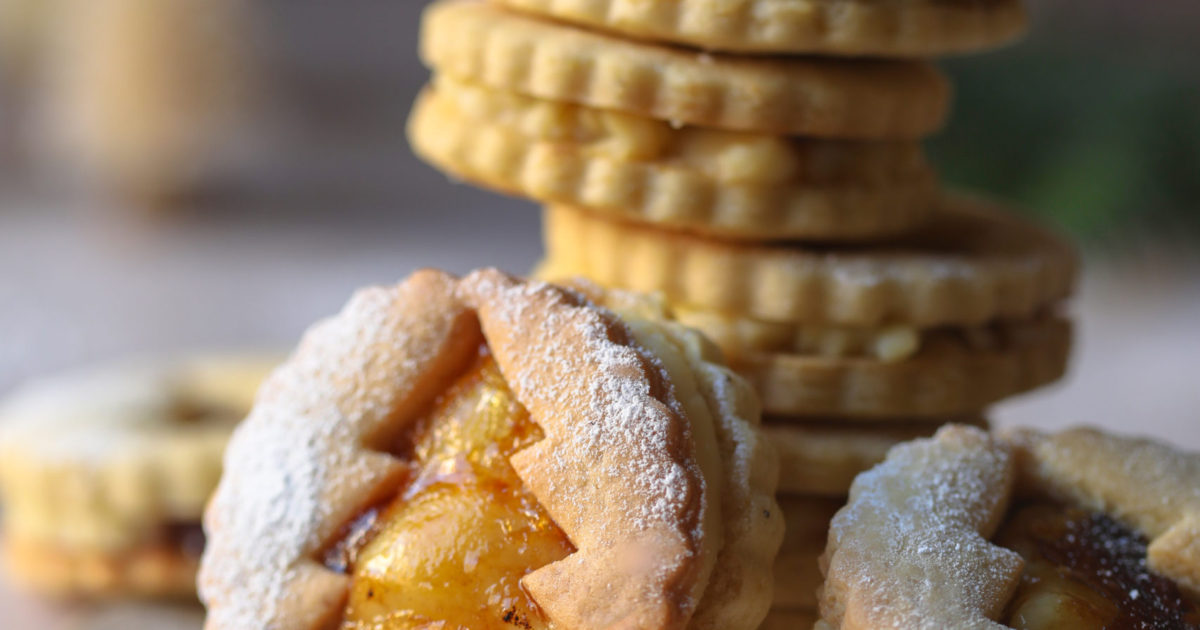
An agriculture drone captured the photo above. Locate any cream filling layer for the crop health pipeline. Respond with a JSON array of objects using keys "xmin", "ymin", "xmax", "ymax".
[{"xmin": 431, "ymin": 75, "xmax": 929, "ymax": 187}]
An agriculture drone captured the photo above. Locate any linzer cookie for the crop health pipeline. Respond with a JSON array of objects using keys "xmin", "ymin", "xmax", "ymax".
[
  {"xmin": 409, "ymin": 76, "xmax": 938, "ymax": 241},
  {"xmin": 540, "ymin": 195, "xmax": 1078, "ymax": 328},
  {"xmin": 199, "ymin": 269, "xmax": 782, "ymax": 630},
  {"xmin": 420, "ymin": 0, "xmax": 950, "ymax": 139},
  {"xmin": 818, "ymin": 425, "xmax": 1200, "ymax": 629},
  {"xmin": 0, "ymin": 354, "xmax": 276, "ymax": 598},
  {"xmin": 739, "ymin": 318, "xmax": 1071, "ymax": 418},
  {"xmin": 489, "ymin": 0, "xmax": 1028, "ymax": 57},
  {"xmin": 767, "ymin": 417, "xmax": 988, "ymax": 496}
]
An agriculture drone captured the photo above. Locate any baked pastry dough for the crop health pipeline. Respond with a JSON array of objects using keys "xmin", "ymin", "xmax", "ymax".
[
  {"xmin": 199, "ymin": 269, "xmax": 781, "ymax": 630},
  {"xmin": 818, "ymin": 425, "xmax": 1200, "ymax": 629},
  {"xmin": 0, "ymin": 354, "xmax": 275, "ymax": 598}
]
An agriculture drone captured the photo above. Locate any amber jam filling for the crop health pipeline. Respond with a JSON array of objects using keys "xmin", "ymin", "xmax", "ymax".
[
  {"xmin": 996, "ymin": 502, "xmax": 1200, "ymax": 630},
  {"xmin": 326, "ymin": 348, "xmax": 574, "ymax": 630}
]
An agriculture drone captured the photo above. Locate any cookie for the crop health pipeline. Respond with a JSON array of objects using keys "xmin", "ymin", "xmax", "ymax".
[
  {"xmin": 489, "ymin": 0, "xmax": 1028, "ymax": 57},
  {"xmin": 420, "ymin": 0, "xmax": 951, "ymax": 138},
  {"xmin": 409, "ymin": 76, "xmax": 937, "ymax": 241},
  {"xmin": 818, "ymin": 425, "xmax": 1200, "ymax": 629},
  {"xmin": 540, "ymin": 195, "xmax": 1078, "ymax": 328},
  {"xmin": 768, "ymin": 417, "xmax": 988, "ymax": 496},
  {"xmin": 0, "ymin": 354, "xmax": 275, "ymax": 598},
  {"xmin": 737, "ymin": 317, "xmax": 1071, "ymax": 418},
  {"xmin": 200, "ymin": 269, "xmax": 781, "ymax": 630}
]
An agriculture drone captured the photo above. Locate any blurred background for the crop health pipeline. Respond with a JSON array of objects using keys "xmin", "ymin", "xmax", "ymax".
[{"xmin": 0, "ymin": 0, "xmax": 1197, "ymax": 623}]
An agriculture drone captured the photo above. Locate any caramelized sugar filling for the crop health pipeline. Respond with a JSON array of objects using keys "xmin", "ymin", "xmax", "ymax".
[
  {"xmin": 329, "ymin": 348, "xmax": 574, "ymax": 630},
  {"xmin": 996, "ymin": 502, "xmax": 1200, "ymax": 630}
]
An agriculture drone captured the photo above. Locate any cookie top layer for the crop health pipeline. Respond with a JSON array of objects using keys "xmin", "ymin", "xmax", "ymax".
[
  {"xmin": 541, "ymin": 194, "xmax": 1079, "ymax": 328},
  {"xmin": 199, "ymin": 269, "xmax": 778, "ymax": 630},
  {"xmin": 489, "ymin": 0, "xmax": 1028, "ymax": 57},
  {"xmin": 818, "ymin": 425, "xmax": 1200, "ymax": 628},
  {"xmin": 420, "ymin": 0, "xmax": 951, "ymax": 138}
]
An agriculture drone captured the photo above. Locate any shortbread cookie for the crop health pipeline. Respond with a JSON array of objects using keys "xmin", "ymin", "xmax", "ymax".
[
  {"xmin": 410, "ymin": 78, "xmax": 938, "ymax": 241},
  {"xmin": 818, "ymin": 425, "xmax": 1200, "ymax": 629},
  {"xmin": 541, "ymin": 195, "xmax": 1078, "ymax": 327},
  {"xmin": 0, "ymin": 354, "xmax": 275, "ymax": 598},
  {"xmin": 421, "ymin": 0, "xmax": 950, "ymax": 138},
  {"xmin": 490, "ymin": 0, "xmax": 1028, "ymax": 57},
  {"xmin": 768, "ymin": 417, "xmax": 987, "ymax": 496},
  {"xmin": 200, "ymin": 269, "xmax": 781, "ymax": 630},
  {"xmin": 739, "ymin": 318, "xmax": 1071, "ymax": 418}
]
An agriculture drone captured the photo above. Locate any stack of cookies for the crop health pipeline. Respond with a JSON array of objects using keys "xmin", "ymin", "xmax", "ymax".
[{"xmin": 407, "ymin": 0, "xmax": 1076, "ymax": 621}]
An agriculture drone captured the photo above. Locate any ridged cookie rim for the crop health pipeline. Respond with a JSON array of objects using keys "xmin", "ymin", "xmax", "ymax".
[
  {"xmin": 734, "ymin": 318, "xmax": 1072, "ymax": 418},
  {"xmin": 490, "ymin": 0, "xmax": 1028, "ymax": 57},
  {"xmin": 421, "ymin": 0, "xmax": 951, "ymax": 138},
  {"xmin": 409, "ymin": 84, "xmax": 937, "ymax": 242},
  {"xmin": 541, "ymin": 195, "xmax": 1080, "ymax": 327}
]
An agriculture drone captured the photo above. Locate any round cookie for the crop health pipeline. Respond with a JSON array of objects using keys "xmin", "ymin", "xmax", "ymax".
[
  {"xmin": 420, "ymin": 0, "xmax": 951, "ymax": 139},
  {"xmin": 540, "ymin": 195, "xmax": 1078, "ymax": 328},
  {"xmin": 818, "ymin": 425, "xmax": 1200, "ymax": 629},
  {"xmin": 0, "ymin": 354, "xmax": 277, "ymax": 598},
  {"xmin": 199, "ymin": 269, "xmax": 781, "ymax": 630},
  {"xmin": 409, "ymin": 76, "xmax": 937, "ymax": 242},
  {"xmin": 489, "ymin": 0, "xmax": 1028, "ymax": 57}
]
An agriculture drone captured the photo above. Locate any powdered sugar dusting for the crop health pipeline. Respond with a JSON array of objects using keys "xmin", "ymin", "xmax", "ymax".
[
  {"xmin": 823, "ymin": 425, "xmax": 1022, "ymax": 628},
  {"xmin": 200, "ymin": 277, "xmax": 470, "ymax": 630},
  {"xmin": 459, "ymin": 269, "xmax": 707, "ymax": 621}
]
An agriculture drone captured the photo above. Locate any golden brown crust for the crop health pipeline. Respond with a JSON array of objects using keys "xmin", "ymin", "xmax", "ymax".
[
  {"xmin": 818, "ymin": 425, "xmax": 1200, "ymax": 628},
  {"xmin": 408, "ymin": 78, "xmax": 938, "ymax": 242},
  {"xmin": 734, "ymin": 318, "xmax": 1072, "ymax": 418},
  {"xmin": 490, "ymin": 0, "xmax": 1028, "ymax": 57},
  {"xmin": 4, "ymin": 536, "xmax": 200, "ymax": 600},
  {"xmin": 421, "ymin": 0, "xmax": 951, "ymax": 138},
  {"xmin": 540, "ymin": 195, "xmax": 1079, "ymax": 328},
  {"xmin": 200, "ymin": 269, "xmax": 773, "ymax": 630}
]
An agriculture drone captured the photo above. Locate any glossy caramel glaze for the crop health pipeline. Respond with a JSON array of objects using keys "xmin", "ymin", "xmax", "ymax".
[
  {"xmin": 997, "ymin": 502, "xmax": 1200, "ymax": 630},
  {"xmin": 333, "ymin": 349, "xmax": 574, "ymax": 629}
]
